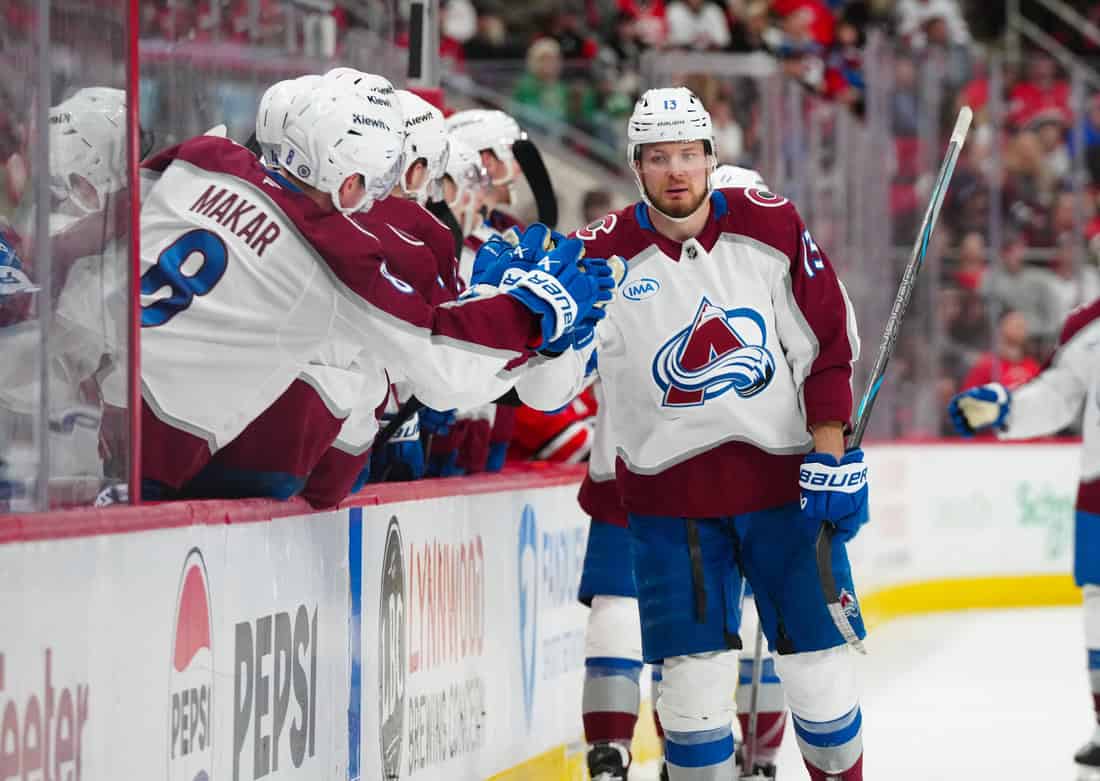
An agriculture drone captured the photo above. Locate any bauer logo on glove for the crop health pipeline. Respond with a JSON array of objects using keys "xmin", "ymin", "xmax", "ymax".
[{"xmin": 799, "ymin": 448, "xmax": 870, "ymax": 543}]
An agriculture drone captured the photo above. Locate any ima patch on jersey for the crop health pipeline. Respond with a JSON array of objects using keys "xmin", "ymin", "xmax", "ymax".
[{"xmin": 652, "ymin": 298, "xmax": 776, "ymax": 407}]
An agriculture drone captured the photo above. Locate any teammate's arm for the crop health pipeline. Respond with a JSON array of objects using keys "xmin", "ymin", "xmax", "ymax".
[{"xmin": 951, "ymin": 314, "xmax": 1096, "ymax": 439}]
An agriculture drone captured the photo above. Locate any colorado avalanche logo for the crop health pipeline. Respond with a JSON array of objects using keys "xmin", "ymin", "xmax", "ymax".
[{"xmin": 652, "ymin": 298, "xmax": 776, "ymax": 407}]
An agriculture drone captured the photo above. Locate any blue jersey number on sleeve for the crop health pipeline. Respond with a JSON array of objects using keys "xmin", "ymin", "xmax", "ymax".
[{"xmin": 141, "ymin": 229, "xmax": 229, "ymax": 327}]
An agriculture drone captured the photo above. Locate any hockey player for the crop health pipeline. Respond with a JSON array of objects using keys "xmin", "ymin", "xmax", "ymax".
[
  {"xmin": 138, "ymin": 80, "xmax": 613, "ymax": 498},
  {"xmin": 577, "ymin": 163, "xmax": 791, "ymax": 781},
  {"xmin": 546, "ymin": 88, "xmax": 867, "ymax": 781},
  {"xmin": 0, "ymin": 87, "xmax": 138, "ymax": 503},
  {"xmin": 948, "ymin": 300, "xmax": 1100, "ymax": 778},
  {"xmin": 446, "ymin": 108, "xmax": 526, "ymax": 231}
]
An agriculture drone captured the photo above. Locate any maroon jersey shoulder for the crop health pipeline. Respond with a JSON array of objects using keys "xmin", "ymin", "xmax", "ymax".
[
  {"xmin": 716, "ymin": 186, "xmax": 803, "ymax": 263},
  {"xmin": 369, "ymin": 197, "xmax": 458, "ymax": 294},
  {"xmin": 571, "ymin": 203, "xmax": 653, "ymax": 262},
  {"xmin": 354, "ymin": 211, "xmax": 439, "ymax": 301},
  {"xmin": 1059, "ymin": 298, "xmax": 1100, "ymax": 347}
]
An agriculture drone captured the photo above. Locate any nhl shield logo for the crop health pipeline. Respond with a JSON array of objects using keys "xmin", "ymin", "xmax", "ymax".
[
  {"xmin": 652, "ymin": 297, "xmax": 777, "ymax": 407},
  {"xmin": 168, "ymin": 548, "xmax": 214, "ymax": 781}
]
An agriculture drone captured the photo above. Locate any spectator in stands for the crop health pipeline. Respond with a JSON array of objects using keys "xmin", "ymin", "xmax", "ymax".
[
  {"xmin": 954, "ymin": 231, "xmax": 986, "ymax": 291},
  {"xmin": 710, "ymin": 95, "xmax": 744, "ymax": 163},
  {"xmin": 1010, "ymin": 54, "xmax": 1071, "ymax": 129},
  {"xmin": 770, "ymin": 0, "xmax": 835, "ymax": 48},
  {"xmin": 980, "ymin": 234, "xmax": 1062, "ymax": 343},
  {"xmin": 905, "ymin": 0, "xmax": 972, "ymax": 88},
  {"xmin": 960, "ymin": 309, "xmax": 1041, "ymax": 391},
  {"xmin": 513, "ymin": 37, "xmax": 570, "ymax": 129},
  {"xmin": 547, "ymin": 8, "xmax": 600, "ymax": 60},
  {"xmin": 617, "ymin": 0, "xmax": 668, "ymax": 49},
  {"xmin": 582, "ymin": 188, "xmax": 613, "ymax": 224},
  {"xmin": 1003, "ymin": 129, "xmax": 1053, "ymax": 244},
  {"xmin": 896, "ymin": 0, "xmax": 970, "ymax": 50},
  {"xmin": 463, "ymin": 14, "xmax": 528, "ymax": 60},
  {"xmin": 891, "ymin": 55, "xmax": 920, "ymax": 135},
  {"xmin": 442, "ymin": 0, "xmax": 478, "ymax": 47},
  {"xmin": 1032, "ymin": 110, "xmax": 1072, "ymax": 186},
  {"xmin": 665, "ymin": 0, "xmax": 731, "ymax": 50},
  {"xmin": 1049, "ymin": 235, "xmax": 1100, "ymax": 327}
]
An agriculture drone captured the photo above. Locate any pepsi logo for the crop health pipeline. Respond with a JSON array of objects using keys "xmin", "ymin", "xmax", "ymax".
[
  {"xmin": 624, "ymin": 278, "xmax": 661, "ymax": 302},
  {"xmin": 168, "ymin": 548, "xmax": 214, "ymax": 781}
]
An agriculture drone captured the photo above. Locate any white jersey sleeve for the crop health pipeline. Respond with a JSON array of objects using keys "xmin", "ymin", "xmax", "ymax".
[{"xmin": 1001, "ymin": 305, "xmax": 1100, "ymax": 440}]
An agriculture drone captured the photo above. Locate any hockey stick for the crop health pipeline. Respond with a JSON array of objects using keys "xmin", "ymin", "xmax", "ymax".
[
  {"xmin": 742, "ymin": 619, "xmax": 766, "ymax": 780},
  {"xmin": 815, "ymin": 106, "xmax": 973, "ymax": 655}
]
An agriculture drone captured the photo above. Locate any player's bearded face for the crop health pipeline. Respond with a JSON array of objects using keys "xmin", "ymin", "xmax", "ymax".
[{"xmin": 637, "ymin": 141, "xmax": 711, "ymax": 218}]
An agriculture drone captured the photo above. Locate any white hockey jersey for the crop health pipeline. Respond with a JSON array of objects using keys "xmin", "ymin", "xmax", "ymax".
[
  {"xmin": 139, "ymin": 137, "xmax": 541, "ymax": 481},
  {"xmin": 999, "ymin": 299, "xmax": 1100, "ymax": 515},
  {"xmin": 570, "ymin": 188, "xmax": 860, "ymax": 517}
]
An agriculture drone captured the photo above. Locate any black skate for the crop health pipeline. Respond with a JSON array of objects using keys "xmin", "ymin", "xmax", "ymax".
[
  {"xmin": 735, "ymin": 746, "xmax": 777, "ymax": 780},
  {"xmin": 588, "ymin": 741, "xmax": 631, "ymax": 781},
  {"xmin": 659, "ymin": 759, "xmax": 669, "ymax": 781},
  {"xmin": 1076, "ymin": 740, "xmax": 1100, "ymax": 780}
]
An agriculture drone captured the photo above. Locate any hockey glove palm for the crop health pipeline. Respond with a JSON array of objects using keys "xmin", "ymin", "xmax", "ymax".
[
  {"xmin": 799, "ymin": 448, "xmax": 869, "ymax": 543},
  {"xmin": 948, "ymin": 382, "xmax": 1010, "ymax": 436}
]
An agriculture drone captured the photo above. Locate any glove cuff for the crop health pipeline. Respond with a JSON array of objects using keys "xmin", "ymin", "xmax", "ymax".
[{"xmin": 504, "ymin": 269, "xmax": 578, "ymax": 344}]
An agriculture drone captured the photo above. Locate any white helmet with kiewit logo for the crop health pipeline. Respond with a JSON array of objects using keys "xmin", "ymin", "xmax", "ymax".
[
  {"xmin": 627, "ymin": 87, "xmax": 717, "ymax": 222},
  {"xmin": 281, "ymin": 82, "xmax": 405, "ymax": 215},
  {"xmin": 396, "ymin": 90, "xmax": 449, "ymax": 203},
  {"xmin": 445, "ymin": 109, "xmax": 526, "ymax": 183}
]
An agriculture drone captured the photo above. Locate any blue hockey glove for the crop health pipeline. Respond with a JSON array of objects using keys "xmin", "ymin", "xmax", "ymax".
[
  {"xmin": 418, "ymin": 407, "xmax": 456, "ymax": 436},
  {"xmin": 471, "ymin": 223, "xmax": 570, "ymax": 287},
  {"xmin": 799, "ymin": 448, "xmax": 869, "ymax": 543},
  {"xmin": 948, "ymin": 382, "xmax": 1010, "ymax": 436},
  {"xmin": 504, "ymin": 239, "xmax": 614, "ymax": 347},
  {"xmin": 541, "ymin": 300, "xmax": 607, "ymax": 354},
  {"xmin": 0, "ymin": 233, "xmax": 38, "ymax": 297},
  {"xmin": 470, "ymin": 235, "xmax": 517, "ymax": 287}
]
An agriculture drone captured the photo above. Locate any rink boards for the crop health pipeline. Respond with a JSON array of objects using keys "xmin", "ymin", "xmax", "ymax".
[{"xmin": 0, "ymin": 442, "xmax": 1085, "ymax": 780}]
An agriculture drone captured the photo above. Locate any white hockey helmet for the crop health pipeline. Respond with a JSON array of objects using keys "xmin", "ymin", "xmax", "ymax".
[
  {"xmin": 48, "ymin": 86, "xmax": 127, "ymax": 214},
  {"xmin": 627, "ymin": 87, "xmax": 717, "ymax": 221},
  {"xmin": 255, "ymin": 74, "xmax": 321, "ymax": 168},
  {"xmin": 396, "ymin": 90, "xmax": 449, "ymax": 202},
  {"xmin": 446, "ymin": 109, "xmax": 525, "ymax": 183},
  {"xmin": 281, "ymin": 82, "xmax": 405, "ymax": 215},
  {"xmin": 712, "ymin": 164, "xmax": 767, "ymax": 190},
  {"xmin": 443, "ymin": 137, "xmax": 491, "ymax": 236},
  {"xmin": 322, "ymin": 67, "xmax": 397, "ymax": 99}
]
